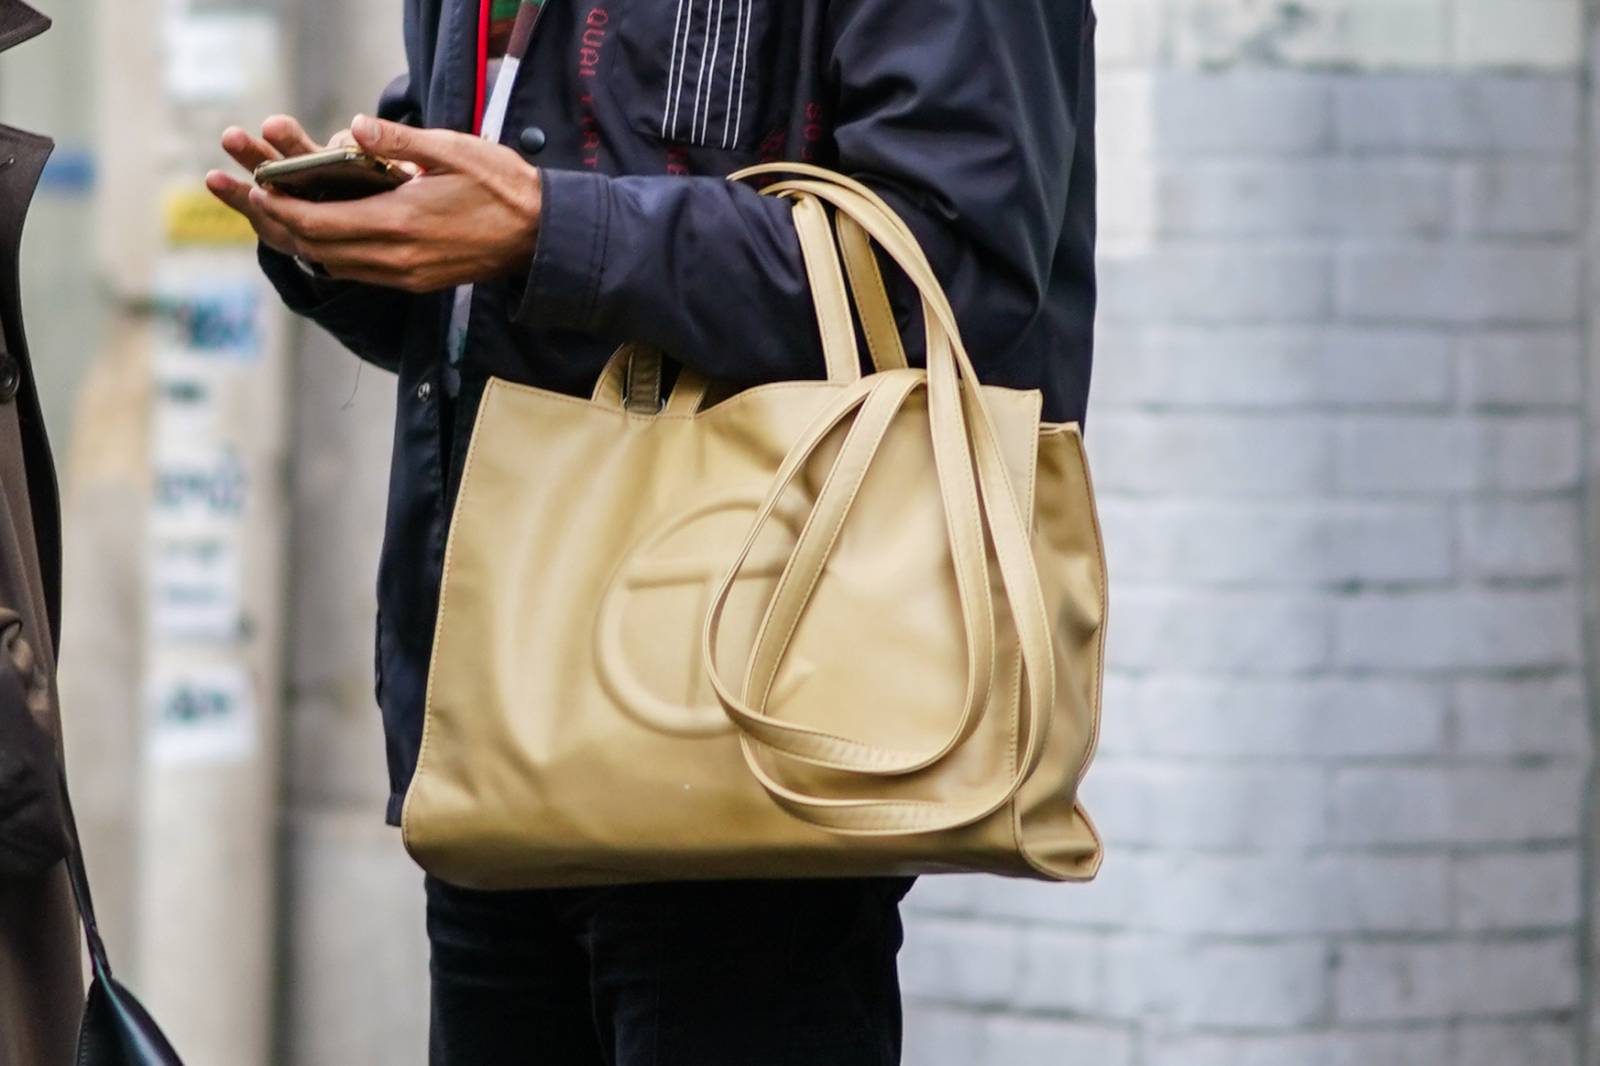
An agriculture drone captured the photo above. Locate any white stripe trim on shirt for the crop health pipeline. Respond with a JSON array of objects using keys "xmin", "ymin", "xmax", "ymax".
[
  {"xmin": 663, "ymin": 0, "xmax": 689, "ymax": 138},
  {"xmin": 731, "ymin": 0, "xmax": 753, "ymax": 146},
  {"xmin": 698, "ymin": 0, "xmax": 727, "ymax": 143},
  {"xmin": 720, "ymin": 0, "xmax": 745, "ymax": 148}
]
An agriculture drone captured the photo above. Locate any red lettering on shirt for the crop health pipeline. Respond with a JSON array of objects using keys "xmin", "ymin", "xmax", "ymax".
[
  {"xmin": 758, "ymin": 129, "xmax": 786, "ymax": 164},
  {"xmin": 801, "ymin": 100, "xmax": 825, "ymax": 162},
  {"xmin": 574, "ymin": 8, "xmax": 611, "ymax": 167}
]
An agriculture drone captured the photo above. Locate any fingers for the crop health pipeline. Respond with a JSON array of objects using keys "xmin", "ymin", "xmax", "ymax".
[
  {"xmin": 261, "ymin": 114, "xmax": 322, "ymax": 157},
  {"xmin": 350, "ymin": 114, "xmax": 470, "ymax": 173},
  {"xmin": 204, "ymin": 170, "xmax": 255, "ymax": 215},
  {"xmin": 277, "ymin": 229, "xmax": 447, "ymax": 292},
  {"xmin": 220, "ymin": 115, "xmax": 330, "ymax": 174},
  {"xmin": 204, "ymin": 170, "xmax": 297, "ymax": 254},
  {"xmin": 248, "ymin": 183, "xmax": 406, "ymax": 244},
  {"xmin": 220, "ymin": 125, "xmax": 281, "ymax": 171},
  {"xmin": 327, "ymin": 128, "xmax": 357, "ymax": 149},
  {"xmin": 294, "ymin": 242, "xmax": 419, "ymax": 287}
]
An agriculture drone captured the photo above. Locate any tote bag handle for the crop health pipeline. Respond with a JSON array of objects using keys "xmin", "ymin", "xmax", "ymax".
[{"xmin": 701, "ymin": 168, "xmax": 1060, "ymax": 835}]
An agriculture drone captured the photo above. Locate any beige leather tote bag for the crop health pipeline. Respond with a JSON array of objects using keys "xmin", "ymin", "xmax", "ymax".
[{"xmin": 402, "ymin": 164, "xmax": 1107, "ymax": 888}]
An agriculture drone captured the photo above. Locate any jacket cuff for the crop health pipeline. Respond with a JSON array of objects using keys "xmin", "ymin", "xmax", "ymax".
[
  {"xmin": 514, "ymin": 168, "xmax": 610, "ymax": 331},
  {"xmin": 257, "ymin": 243, "xmax": 358, "ymax": 315}
]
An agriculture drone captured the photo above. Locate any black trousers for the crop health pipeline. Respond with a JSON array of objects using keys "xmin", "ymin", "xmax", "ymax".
[{"xmin": 426, "ymin": 875, "xmax": 914, "ymax": 1066}]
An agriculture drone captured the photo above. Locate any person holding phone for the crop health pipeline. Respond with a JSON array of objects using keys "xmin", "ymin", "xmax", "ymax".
[{"xmin": 207, "ymin": 2, "xmax": 1098, "ymax": 1063}]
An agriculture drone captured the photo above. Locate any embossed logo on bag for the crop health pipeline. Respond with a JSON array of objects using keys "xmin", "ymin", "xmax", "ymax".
[{"xmin": 597, "ymin": 490, "xmax": 809, "ymax": 736}]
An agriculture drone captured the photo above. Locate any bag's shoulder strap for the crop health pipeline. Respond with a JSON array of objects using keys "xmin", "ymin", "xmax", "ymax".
[
  {"xmin": 55, "ymin": 764, "xmax": 113, "ymax": 983},
  {"xmin": 702, "ymin": 169, "xmax": 1061, "ymax": 836}
]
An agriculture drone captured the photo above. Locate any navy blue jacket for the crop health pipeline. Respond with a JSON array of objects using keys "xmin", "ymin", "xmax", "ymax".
[{"xmin": 260, "ymin": 0, "xmax": 1099, "ymax": 823}]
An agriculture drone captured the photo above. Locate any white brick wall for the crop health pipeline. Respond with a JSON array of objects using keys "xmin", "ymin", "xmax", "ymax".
[
  {"xmin": 1129, "ymin": 0, "xmax": 1586, "ymax": 72},
  {"xmin": 901, "ymin": 4, "xmax": 1594, "ymax": 1064}
]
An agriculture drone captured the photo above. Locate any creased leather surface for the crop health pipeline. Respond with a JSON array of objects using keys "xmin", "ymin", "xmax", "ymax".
[
  {"xmin": 0, "ymin": 0, "xmax": 48, "ymax": 58},
  {"xmin": 0, "ymin": 112, "xmax": 66, "ymax": 882},
  {"xmin": 404, "ymin": 165, "xmax": 1108, "ymax": 889},
  {"xmin": 0, "ymin": 17, "xmax": 85, "ymax": 1061},
  {"xmin": 74, "ymin": 970, "xmax": 186, "ymax": 1066},
  {"xmin": 0, "ymin": 605, "xmax": 65, "ymax": 876}
]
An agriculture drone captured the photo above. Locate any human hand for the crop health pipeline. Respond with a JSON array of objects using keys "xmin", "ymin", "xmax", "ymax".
[
  {"xmin": 212, "ymin": 114, "xmax": 542, "ymax": 293},
  {"xmin": 205, "ymin": 114, "xmax": 354, "ymax": 257}
]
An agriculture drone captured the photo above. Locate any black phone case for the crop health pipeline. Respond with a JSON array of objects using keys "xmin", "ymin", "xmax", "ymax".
[{"xmin": 260, "ymin": 158, "xmax": 408, "ymax": 202}]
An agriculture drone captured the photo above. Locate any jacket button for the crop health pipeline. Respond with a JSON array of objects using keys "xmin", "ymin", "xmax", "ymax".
[
  {"xmin": 0, "ymin": 355, "xmax": 18, "ymax": 403},
  {"xmin": 416, "ymin": 381, "xmax": 432, "ymax": 402},
  {"xmin": 518, "ymin": 126, "xmax": 548, "ymax": 155}
]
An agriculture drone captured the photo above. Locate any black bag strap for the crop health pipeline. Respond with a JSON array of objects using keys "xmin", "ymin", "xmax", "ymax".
[
  {"xmin": 55, "ymin": 764, "xmax": 111, "ymax": 983},
  {"xmin": 56, "ymin": 764, "xmax": 187, "ymax": 1065}
]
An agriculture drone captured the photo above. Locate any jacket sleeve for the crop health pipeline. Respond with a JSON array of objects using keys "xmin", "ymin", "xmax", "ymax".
[
  {"xmin": 514, "ymin": 0, "xmax": 1090, "ymax": 386},
  {"xmin": 256, "ymin": 74, "xmax": 424, "ymax": 374}
]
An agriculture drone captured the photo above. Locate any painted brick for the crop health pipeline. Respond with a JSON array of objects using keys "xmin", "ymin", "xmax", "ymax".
[
  {"xmin": 1117, "ymin": 853, "xmax": 1452, "ymax": 937},
  {"xmin": 1330, "ymin": 765, "xmax": 1586, "ymax": 845},
  {"xmin": 1457, "ymin": 162, "xmax": 1583, "ymax": 237},
  {"xmin": 1110, "ymin": 590, "xmax": 1333, "ymax": 673},
  {"xmin": 1105, "ymin": 937, "xmax": 1329, "ymax": 1028},
  {"xmin": 1454, "ymin": 850, "xmax": 1582, "ymax": 931},
  {"xmin": 898, "ymin": 919, "xmax": 1019, "ymax": 1007},
  {"xmin": 1013, "ymin": 929, "xmax": 1104, "ymax": 1013},
  {"xmin": 1454, "ymin": 0, "xmax": 1585, "ymax": 71},
  {"xmin": 1458, "ymin": 331, "xmax": 1583, "ymax": 408},
  {"xmin": 1097, "ymin": 162, "xmax": 1159, "ymax": 242},
  {"xmin": 1461, "ymin": 499, "xmax": 1580, "ymax": 579},
  {"xmin": 974, "ymin": 854, "xmax": 1155, "ymax": 929},
  {"xmin": 1472, "ymin": 415, "xmax": 1583, "ymax": 490},
  {"xmin": 1100, "ymin": 245, "xmax": 1334, "ymax": 324},
  {"xmin": 1146, "ymin": 1030, "xmax": 1452, "ymax": 1066},
  {"xmin": 1455, "ymin": 1022, "xmax": 1579, "ymax": 1066},
  {"xmin": 1100, "ymin": 499, "xmax": 1453, "ymax": 585},
  {"xmin": 1170, "ymin": 0, "xmax": 1451, "ymax": 70},
  {"xmin": 903, "ymin": 1009, "xmax": 1138, "ymax": 1066},
  {"xmin": 1335, "ymin": 76, "xmax": 1581, "ymax": 154},
  {"xmin": 1334, "ymin": 589, "xmax": 1582, "ymax": 672},
  {"xmin": 1095, "ymin": 72, "xmax": 1159, "ymax": 160},
  {"xmin": 1283, "ymin": 0, "xmax": 1453, "ymax": 70},
  {"xmin": 1093, "ymin": 0, "xmax": 1165, "ymax": 69},
  {"xmin": 903, "ymin": 875, "xmax": 985, "ymax": 919},
  {"xmin": 1104, "ymin": 676, "xmax": 1449, "ymax": 760},
  {"xmin": 1337, "ymin": 244, "xmax": 1581, "ymax": 326},
  {"xmin": 902, "ymin": 1007, "xmax": 984, "ymax": 1066},
  {"xmin": 1093, "ymin": 325, "xmax": 1455, "ymax": 410},
  {"xmin": 1454, "ymin": 676, "xmax": 1589, "ymax": 757},
  {"xmin": 1102, "ymin": 70, "xmax": 1335, "ymax": 158},
  {"xmin": 981, "ymin": 1019, "xmax": 1136, "ymax": 1066},
  {"xmin": 1150, "ymin": 160, "xmax": 1451, "ymax": 237},
  {"xmin": 1090, "ymin": 413, "xmax": 1334, "ymax": 496},
  {"xmin": 1335, "ymin": 415, "xmax": 1581, "ymax": 494},
  {"xmin": 885, "ymin": 34, "xmax": 1590, "ymax": 1066},
  {"xmin": 1334, "ymin": 937, "xmax": 1579, "ymax": 1021},
  {"xmin": 1084, "ymin": 762, "xmax": 1326, "ymax": 850}
]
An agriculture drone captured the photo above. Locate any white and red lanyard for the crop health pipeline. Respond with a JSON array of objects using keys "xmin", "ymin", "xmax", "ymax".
[{"xmin": 446, "ymin": 0, "xmax": 549, "ymax": 395}]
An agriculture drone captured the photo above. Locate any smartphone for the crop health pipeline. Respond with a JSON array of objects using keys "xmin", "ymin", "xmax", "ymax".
[{"xmin": 253, "ymin": 147, "xmax": 411, "ymax": 202}]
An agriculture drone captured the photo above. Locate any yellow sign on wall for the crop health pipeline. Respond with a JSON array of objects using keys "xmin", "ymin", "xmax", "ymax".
[{"xmin": 164, "ymin": 187, "xmax": 256, "ymax": 247}]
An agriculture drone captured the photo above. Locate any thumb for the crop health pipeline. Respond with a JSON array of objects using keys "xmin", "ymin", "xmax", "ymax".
[{"xmin": 351, "ymin": 114, "xmax": 463, "ymax": 172}]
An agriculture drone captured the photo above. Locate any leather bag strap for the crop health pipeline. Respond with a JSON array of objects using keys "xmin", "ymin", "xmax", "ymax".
[
  {"xmin": 837, "ymin": 215, "xmax": 908, "ymax": 370},
  {"xmin": 701, "ymin": 166, "xmax": 1059, "ymax": 834},
  {"xmin": 730, "ymin": 202, "xmax": 995, "ymax": 778},
  {"xmin": 590, "ymin": 343, "xmax": 710, "ymax": 415},
  {"xmin": 594, "ymin": 193, "xmax": 869, "ymax": 416}
]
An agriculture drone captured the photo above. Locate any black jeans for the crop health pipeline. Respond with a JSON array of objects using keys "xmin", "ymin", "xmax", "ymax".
[{"xmin": 426, "ymin": 875, "xmax": 914, "ymax": 1066}]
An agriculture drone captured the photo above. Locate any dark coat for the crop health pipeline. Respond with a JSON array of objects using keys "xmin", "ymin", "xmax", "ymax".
[
  {"xmin": 0, "ymin": 2, "xmax": 87, "ymax": 1062},
  {"xmin": 260, "ymin": 0, "xmax": 1099, "ymax": 823}
]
